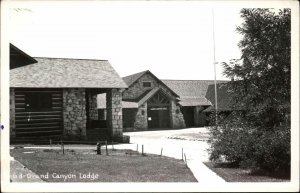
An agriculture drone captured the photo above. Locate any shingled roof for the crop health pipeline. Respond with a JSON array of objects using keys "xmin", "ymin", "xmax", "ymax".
[
  {"xmin": 204, "ymin": 82, "xmax": 234, "ymax": 112},
  {"xmin": 10, "ymin": 57, "xmax": 127, "ymax": 88},
  {"xmin": 122, "ymin": 70, "xmax": 179, "ymax": 97},
  {"xmin": 162, "ymin": 80, "xmax": 229, "ymax": 107},
  {"xmin": 122, "ymin": 70, "xmax": 148, "ymax": 87},
  {"xmin": 97, "ymin": 94, "xmax": 138, "ymax": 109}
]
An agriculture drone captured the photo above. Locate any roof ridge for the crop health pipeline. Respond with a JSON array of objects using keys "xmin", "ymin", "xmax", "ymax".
[
  {"xmin": 162, "ymin": 79, "xmax": 229, "ymax": 81},
  {"xmin": 122, "ymin": 70, "xmax": 149, "ymax": 79},
  {"xmin": 34, "ymin": 57, "xmax": 108, "ymax": 61}
]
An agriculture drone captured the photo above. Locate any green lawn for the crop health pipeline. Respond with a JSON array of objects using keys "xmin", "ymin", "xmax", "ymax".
[
  {"xmin": 204, "ymin": 162, "xmax": 290, "ymax": 182},
  {"xmin": 10, "ymin": 148, "xmax": 197, "ymax": 182}
]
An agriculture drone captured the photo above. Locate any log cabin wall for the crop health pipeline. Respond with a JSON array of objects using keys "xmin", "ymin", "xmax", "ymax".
[{"xmin": 12, "ymin": 88, "xmax": 63, "ymax": 139}]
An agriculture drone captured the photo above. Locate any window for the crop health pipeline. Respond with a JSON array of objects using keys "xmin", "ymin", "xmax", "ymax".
[
  {"xmin": 143, "ymin": 81, "xmax": 152, "ymax": 88},
  {"xmin": 25, "ymin": 92, "xmax": 52, "ymax": 110}
]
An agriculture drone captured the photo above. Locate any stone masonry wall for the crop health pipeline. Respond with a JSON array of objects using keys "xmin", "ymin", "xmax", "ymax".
[
  {"xmin": 63, "ymin": 88, "xmax": 87, "ymax": 139},
  {"xmin": 88, "ymin": 93, "xmax": 98, "ymax": 120},
  {"xmin": 134, "ymin": 103, "xmax": 148, "ymax": 130},
  {"xmin": 170, "ymin": 100, "xmax": 186, "ymax": 129},
  {"xmin": 10, "ymin": 88, "xmax": 16, "ymax": 138},
  {"xmin": 106, "ymin": 88, "xmax": 123, "ymax": 137},
  {"xmin": 123, "ymin": 73, "xmax": 175, "ymax": 101}
]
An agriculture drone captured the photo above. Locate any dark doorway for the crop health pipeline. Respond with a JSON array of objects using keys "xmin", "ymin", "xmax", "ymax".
[
  {"xmin": 148, "ymin": 107, "xmax": 170, "ymax": 128},
  {"xmin": 147, "ymin": 90, "xmax": 171, "ymax": 129},
  {"xmin": 181, "ymin": 106, "xmax": 195, "ymax": 127}
]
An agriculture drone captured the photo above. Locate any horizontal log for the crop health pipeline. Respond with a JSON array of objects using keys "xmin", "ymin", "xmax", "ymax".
[
  {"xmin": 16, "ymin": 118, "xmax": 62, "ymax": 123},
  {"xmin": 15, "ymin": 111, "xmax": 62, "ymax": 115},
  {"xmin": 16, "ymin": 122, "xmax": 62, "ymax": 127},
  {"xmin": 15, "ymin": 107, "xmax": 62, "ymax": 112},
  {"xmin": 15, "ymin": 103, "xmax": 62, "ymax": 108},
  {"xmin": 16, "ymin": 114, "xmax": 61, "ymax": 118},
  {"xmin": 15, "ymin": 126, "xmax": 61, "ymax": 131},
  {"xmin": 16, "ymin": 130, "xmax": 62, "ymax": 136}
]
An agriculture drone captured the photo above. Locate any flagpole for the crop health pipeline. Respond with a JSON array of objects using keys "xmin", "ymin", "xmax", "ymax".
[{"xmin": 212, "ymin": 8, "xmax": 218, "ymax": 128}]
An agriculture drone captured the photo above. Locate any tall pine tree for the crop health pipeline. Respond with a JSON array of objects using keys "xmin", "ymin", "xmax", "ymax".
[{"xmin": 209, "ymin": 9, "xmax": 291, "ymax": 173}]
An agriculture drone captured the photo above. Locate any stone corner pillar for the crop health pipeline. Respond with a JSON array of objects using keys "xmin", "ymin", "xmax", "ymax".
[
  {"xmin": 106, "ymin": 88, "xmax": 124, "ymax": 139},
  {"xmin": 170, "ymin": 100, "xmax": 176, "ymax": 129}
]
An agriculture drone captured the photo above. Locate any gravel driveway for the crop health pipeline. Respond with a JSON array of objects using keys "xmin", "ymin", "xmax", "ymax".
[
  {"xmin": 124, "ymin": 127, "xmax": 211, "ymax": 162},
  {"xmin": 120, "ymin": 127, "xmax": 225, "ymax": 183}
]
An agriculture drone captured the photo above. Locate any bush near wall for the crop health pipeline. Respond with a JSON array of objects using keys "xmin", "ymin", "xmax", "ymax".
[{"xmin": 208, "ymin": 111, "xmax": 290, "ymax": 173}]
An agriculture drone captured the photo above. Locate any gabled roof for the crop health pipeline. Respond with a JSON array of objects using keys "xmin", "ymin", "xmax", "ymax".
[
  {"xmin": 122, "ymin": 70, "xmax": 179, "ymax": 97},
  {"xmin": 10, "ymin": 43, "xmax": 37, "ymax": 69},
  {"xmin": 10, "ymin": 57, "xmax": 128, "ymax": 88},
  {"xmin": 203, "ymin": 82, "xmax": 233, "ymax": 112},
  {"xmin": 137, "ymin": 87, "xmax": 160, "ymax": 106},
  {"xmin": 98, "ymin": 87, "xmax": 173, "ymax": 109},
  {"xmin": 122, "ymin": 70, "xmax": 148, "ymax": 87},
  {"xmin": 97, "ymin": 94, "xmax": 138, "ymax": 109},
  {"xmin": 162, "ymin": 80, "xmax": 229, "ymax": 107},
  {"xmin": 177, "ymin": 97, "xmax": 212, "ymax": 106}
]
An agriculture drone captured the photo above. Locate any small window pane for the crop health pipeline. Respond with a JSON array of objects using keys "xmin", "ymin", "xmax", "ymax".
[{"xmin": 143, "ymin": 82, "xmax": 151, "ymax": 87}]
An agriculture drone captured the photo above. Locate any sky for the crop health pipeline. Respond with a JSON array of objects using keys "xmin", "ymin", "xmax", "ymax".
[{"xmin": 8, "ymin": 1, "xmax": 245, "ymax": 80}]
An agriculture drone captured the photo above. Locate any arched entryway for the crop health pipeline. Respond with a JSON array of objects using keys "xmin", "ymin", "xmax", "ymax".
[{"xmin": 147, "ymin": 90, "xmax": 171, "ymax": 129}]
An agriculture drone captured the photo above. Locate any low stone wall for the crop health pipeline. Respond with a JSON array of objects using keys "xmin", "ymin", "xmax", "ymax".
[{"xmin": 63, "ymin": 88, "xmax": 87, "ymax": 139}]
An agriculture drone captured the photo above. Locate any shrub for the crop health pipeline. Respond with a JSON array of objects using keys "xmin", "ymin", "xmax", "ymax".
[{"xmin": 208, "ymin": 112, "xmax": 290, "ymax": 173}]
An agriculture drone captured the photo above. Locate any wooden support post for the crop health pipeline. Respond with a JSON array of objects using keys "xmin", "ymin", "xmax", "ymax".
[
  {"xmin": 142, "ymin": 145, "xmax": 144, "ymax": 156},
  {"xmin": 105, "ymin": 141, "xmax": 108, "ymax": 155},
  {"xmin": 184, "ymin": 153, "xmax": 187, "ymax": 163},
  {"xmin": 160, "ymin": 148, "xmax": 163, "ymax": 156},
  {"xmin": 61, "ymin": 140, "xmax": 64, "ymax": 154},
  {"xmin": 182, "ymin": 148, "xmax": 183, "ymax": 160},
  {"xmin": 97, "ymin": 142, "xmax": 101, "ymax": 155}
]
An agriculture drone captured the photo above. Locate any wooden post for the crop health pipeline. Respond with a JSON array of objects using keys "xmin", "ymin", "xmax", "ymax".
[
  {"xmin": 160, "ymin": 148, "xmax": 163, "ymax": 156},
  {"xmin": 61, "ymin": 140, "xmax": 64, "ymax": 154},
  {"xmin": 182, "ymin": 148, "xmax": 183, "ymax": 160},
  {"xmin": 97, "ymin": 142, "xmax": 101, "ymax": 155},
  {"xmin": 105, "ymin": 141, "xmax": 108, "ymax": 155},
  {"xmin": 184, "ymin": 153, "xmax": 187, "ymax": 163},
  {"xmin": 142, "ymin": 145, "xmax": 144, "ymax": 156}
]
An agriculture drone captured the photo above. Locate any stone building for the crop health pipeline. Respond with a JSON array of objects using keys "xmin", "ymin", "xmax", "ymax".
[
  {"xmin": 98, "ymin": 71, "xmax": 232, "ymax": 130},
  {"xmin": 98, "ymin": 70, "xmax": 186, "ymax": 131},
  {"xmin": 9, "ymin": 44, "xmax": 128, "ymax": 142},
  {"xmin": 162, "ymin": 80, "xmax": 230, "ymax": 127}
]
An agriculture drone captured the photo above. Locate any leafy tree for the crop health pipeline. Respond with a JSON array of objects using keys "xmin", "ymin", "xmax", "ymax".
[{"xmin": 208, "ymin": 8, "xmax": 291, "ymax": 173}]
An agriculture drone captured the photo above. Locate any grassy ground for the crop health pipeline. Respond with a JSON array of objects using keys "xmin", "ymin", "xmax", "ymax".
[
  {"xmin": 10, "ymin": 147, "xmax": 197, "ymax": 182},
  {"xmin": 204, "ymin": 162, "xmax": 290, "ymax": 182}
]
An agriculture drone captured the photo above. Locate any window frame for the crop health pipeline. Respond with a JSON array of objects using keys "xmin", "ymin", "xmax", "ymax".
[{"xmin": 142, "ymin": 81, "xmax": 152, "ymax": 88}]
